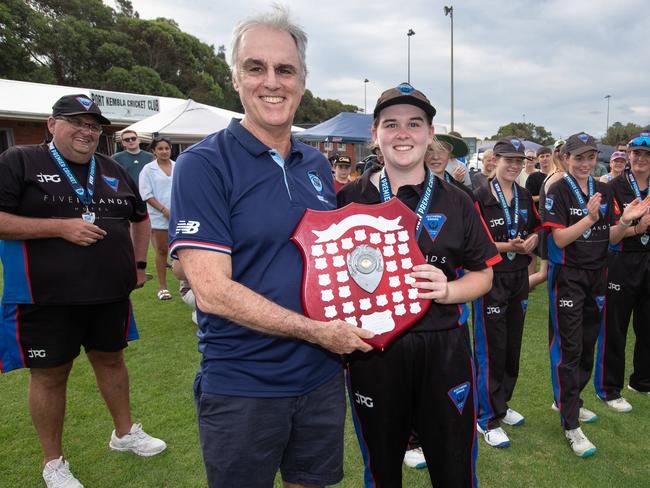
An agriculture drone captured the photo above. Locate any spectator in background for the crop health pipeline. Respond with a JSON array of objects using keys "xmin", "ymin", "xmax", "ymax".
[
  {"xmin": 600, "ymin": 151, "xmax": 627, "ymax": 183},
  {"xmin": 471, "ymin": 149, "xmax": 496, "ymax": 191},
  {"xmin": 330, "ymin": 154, "xmax": 352, "ymax": 192},
  {"xmin": 112, "ymin": 130, "xmax": 154, "ymax": 183},
  {"xmin": 139, "ymin": 137, "xmax": 175, "ymax": 301},
  {"xmin": 444, "ymin": 130, "xmax": 473, "ymax": 188},
  {"xmin": 516, "ymin": 149, "xmax": 538, "ymax": 187},
  {"xmin": 526, "ymin": 147, "xmax": 554, "ymax": 203},
  {"xmin": 616, "ymin": 141, "xmax": 628, "ymax": 153}
]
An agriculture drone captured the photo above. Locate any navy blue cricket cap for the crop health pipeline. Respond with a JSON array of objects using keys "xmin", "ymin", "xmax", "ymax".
[
  {"xmin": 561, "ymin": 132, "xmax": 598, "ymax": 156},
  {"xmin": 373, "ymin": 82, "xmax": 436, "ymax": 122},
  {"xmin": 493, "ymin": 136, "xmax": 531, "ymax": 159},
  {"xmin": 52, "ymin": 94, "xmax": 111, "ymax": 125}
]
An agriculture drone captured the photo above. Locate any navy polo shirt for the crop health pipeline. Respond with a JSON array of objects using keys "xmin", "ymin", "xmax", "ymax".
[{"xmin": 169, "ymin": 119, "xmax": 341, "ymax": 397}]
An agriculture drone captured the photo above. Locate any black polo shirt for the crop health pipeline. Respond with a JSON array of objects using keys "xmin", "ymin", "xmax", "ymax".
[
  {"xmin": 543, "ymin": 176, "xmax": 615, "ymax": 269},
  {"xmin": 0, "ymin": 143, "xmax": 148, "ymax": 304},
  {"xmin": 609, "ymin": 171, "xmax": 650, "ymax": 253},
  {"xmin": 337, "ymin": 167, "xmax": 500, "ymax": 332},
  {"xmin": 474, "ymin": 179, "xmax": 541, "ymax": 272},
  {"xmin": 525, "ymin": 171, "xmax": 547, "ymax": 199}
]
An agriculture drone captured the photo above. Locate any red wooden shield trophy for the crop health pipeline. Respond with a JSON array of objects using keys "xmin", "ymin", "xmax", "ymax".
[{"xmin": 291, "ymin": 198, "xmax": 431, "ymax": 350}]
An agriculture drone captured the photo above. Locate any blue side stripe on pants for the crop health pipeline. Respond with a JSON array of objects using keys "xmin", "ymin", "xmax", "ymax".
[
  {"xmin": 593, "ymin": 300, "xmax": 607, "ymax": 399},
  {"xmin": 0, "ymin": 304, "xmax": 25, "ymax": 373},
  {"xmin": 472, "ymin": 296, "xmax": 494, "ymax": 431},
  {"xmin": 548, "ymin": 263, "xmax": 564, "ymax": 427}
]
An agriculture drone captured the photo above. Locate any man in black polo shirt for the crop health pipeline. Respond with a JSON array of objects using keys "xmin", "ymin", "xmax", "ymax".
[
  {"xmin": 0, "ymin": 95, "xmax": 165, "ymax": 487},
  {"xmin": 526, "ymin": 146, "xmax": 553, "ymax": 205}
]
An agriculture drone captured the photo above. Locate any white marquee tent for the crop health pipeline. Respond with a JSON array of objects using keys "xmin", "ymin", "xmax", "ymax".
[{"xmin": 115, "ymin": 99, "xmax": 240, "ymax": 144}]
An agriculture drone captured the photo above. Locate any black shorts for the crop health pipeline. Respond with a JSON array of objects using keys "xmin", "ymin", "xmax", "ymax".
[{"xmin": 0, "ymin": 300, "xmax": 137, "ymax": 372}]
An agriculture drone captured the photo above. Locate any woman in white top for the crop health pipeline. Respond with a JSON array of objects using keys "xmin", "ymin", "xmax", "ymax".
[{"xmin": 139, "ymin": 137, "xmax": 175, "ymax": 300}]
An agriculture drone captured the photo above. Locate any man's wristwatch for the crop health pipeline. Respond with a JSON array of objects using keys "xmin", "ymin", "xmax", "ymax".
[{"xmin": 136, "ymin": 261, "xmax": 147, "ymax": 270}]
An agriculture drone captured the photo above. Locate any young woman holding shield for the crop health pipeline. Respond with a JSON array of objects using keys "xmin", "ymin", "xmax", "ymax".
[{"xmin": 338, "ymin": 83, "xmax": 499, "ymax": 487}]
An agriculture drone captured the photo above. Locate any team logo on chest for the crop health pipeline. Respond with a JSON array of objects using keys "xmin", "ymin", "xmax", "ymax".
[
  {"xmin": 422, "ymin": 214, "xmax": 447, "ymax": 244},
  {"xmin": 545, "ymin": 195, "xmax": 554, "ymax": 212},
  {"xmin": 102, "ymin": 175, "xmax": 119, "ymax": 193},
  {"xmin": 292, "ymin": 198, "xmax": 431, "ymax": 350},
  {"xmin": 307, "ymin": 170, "xmax": 323, "ymax": 194},
  {"xmin": 519, "ymin": 209, "xmax": 528, "ymax": 224}
]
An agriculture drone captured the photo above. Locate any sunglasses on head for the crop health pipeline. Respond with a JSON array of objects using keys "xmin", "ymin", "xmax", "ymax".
[
  {"xmin": 629, "ymin": 136, "xmax": 650, "ymax": 148},
  {"xmin": 122, "ymin": 137, "xmax": 138, "ymax": 143}
]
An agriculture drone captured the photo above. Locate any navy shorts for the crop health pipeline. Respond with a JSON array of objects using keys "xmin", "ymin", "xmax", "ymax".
[
  {"xmin": 195, "ymin": 370, "xmax": 345, "ymax": 487},
  {"xmin": 0, "ymin": 300, "xmax": 137, "ymax": 372}
]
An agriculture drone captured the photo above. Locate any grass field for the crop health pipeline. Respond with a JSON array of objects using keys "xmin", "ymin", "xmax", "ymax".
[{"xmin": 1, "ymin": 260, "xmax": 649, "ymax": 487}]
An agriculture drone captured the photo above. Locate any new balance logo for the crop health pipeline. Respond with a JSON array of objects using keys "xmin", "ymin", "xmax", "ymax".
[
  {"xmin": 175, "ymin": 220, "xmax": 200, "ymax": 234},
  {"xmin": 489, "ymin": 218, "xmax": 505, "ymax": 227},
  {"xmin": 354, "ymin": 392, "xmax": 374, "ymax": 408},
  {"xmin": 28, "ymin": 349, "xmax": 46, "ymax": 358},
  {"xmin": 608, "ymin": 282, "xmax": 621, "ymax": 291},
  {"xmin": 36, "ymin": 173, "xmax": 61, "ymax": 183},
  {"xmin": 486, "ymin": 306, "xmax": 501, "ymax": 315},
  {"xmin": 559, "ymin": 299, "xmax": 574, "ymax": 308}
]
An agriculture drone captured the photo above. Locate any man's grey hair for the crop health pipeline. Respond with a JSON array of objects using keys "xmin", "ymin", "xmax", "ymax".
[{"xmin": 230, "ymin": 3, "xmax": 308, "ymax": 82}]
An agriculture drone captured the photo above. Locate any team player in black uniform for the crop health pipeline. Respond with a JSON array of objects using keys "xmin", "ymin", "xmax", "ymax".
[
  {"xmin": 595, "ymin": 132, "xmax": 650, "ymax": 411},
  {"xmin": 472, "ymin": 137, "xmax": 541, "ymax": 448},
  {"xmin": 0, "ymin": 95, "xmax": 166, "ymax": 487},
  {"xmin": 542, "ymin": 132, "xmax": 649, "ymax": 458},
  {"xmin": 425, "ymin": 133, "xmax": 477, "ymax": 203},
  {"xmin": 338, "ymin": 83, "xmax": 500, "ymax": 487}
]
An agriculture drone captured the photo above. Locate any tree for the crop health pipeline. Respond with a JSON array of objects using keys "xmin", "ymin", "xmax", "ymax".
[
  {"xmin": 602, "ymin": 122, "xmax": 649, "ymax": 146},
  {"xmin": 1, "ymin": 1, "xmax": 356, "ymax": 124},
  {"xmin": 490, "ymin": 122, "xmax": 554, "ymax": 146}
]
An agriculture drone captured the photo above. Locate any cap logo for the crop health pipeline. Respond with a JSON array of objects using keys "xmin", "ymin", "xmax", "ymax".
[
  {"xmin": 578, "ymin": 133, "xmax": 589, "ymax": 143},
  {"xmin": 75, "ymin": 97, "xmax": 93, "ymax": 111},
  {"xmin": 397, "ymin": 83, "xmax": 414, "ymax": 94},
  {"xmin": 511, "ymin": 139, "xmax": 521, "ymax": 150}
]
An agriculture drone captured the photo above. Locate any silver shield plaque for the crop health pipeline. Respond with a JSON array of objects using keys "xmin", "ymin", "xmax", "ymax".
[{"xmin": 347, "ymin": 244, "xmax": 384, "ymax": 294}]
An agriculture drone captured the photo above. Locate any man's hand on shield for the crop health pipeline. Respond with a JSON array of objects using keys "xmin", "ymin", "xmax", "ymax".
[
  {"xmin": 409, "ymin": 264, "xmax": 449, "ymax": 303},
  {"xmin": 309, "ymin": 320, "xmax": 375, "ymax": 354}
]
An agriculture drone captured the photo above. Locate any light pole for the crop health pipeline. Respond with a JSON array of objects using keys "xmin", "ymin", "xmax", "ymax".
[
  {"xmin": 407, "ymin": 29, "xmax": 415, "ymax": 83},
  {"xmin": 444, "ymin": 6, "xmax": 454, "ymax": 131},
  {"xmin": 523, "ymin": 113, "xmax": 526, "ymax": 124},
  {"xmin": 604, "ymin": 94, "xmax": 611, "ymax": 138},
  {"xmin": 364, "ymin": 78, "xmax": 369, "ymax": 114}
]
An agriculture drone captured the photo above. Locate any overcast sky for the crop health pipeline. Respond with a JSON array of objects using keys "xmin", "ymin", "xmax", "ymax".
[{"xmin": 116, "ymin": 0, "xmax": 649, "ymax": 140}]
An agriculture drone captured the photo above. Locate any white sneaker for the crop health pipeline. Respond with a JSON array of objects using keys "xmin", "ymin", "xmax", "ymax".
[
  {"xmin": 502, "ymin": 408, "xmax": 525, "ymax": 426},
  {"xmin": 628, "ymin": 385, "xmax": 650, "ymax": 397},
  {"xmin": 42, "ymin": 457, "xmax": 84, "ymax": 488},
  {"xmin": 564, "ymin": 427, "xmax": 596, "ymax": 458},
  {"xmin": 109, "ymin": 423, "xmax": 167, "ymax": 456},
  {"xmin": 477, "ymin": 424, "xmax": 511, "ymax": 448},
  {"xmin": 598, "ymin": 395, "xmax": 632, "ymax": 413},
  {"xmin": 551, "ymin": 402, "xmax": 598, "ymax": 423},
  {"xmin": 403, "ymin": 447, "xmax": 427, "ymax": 469}
]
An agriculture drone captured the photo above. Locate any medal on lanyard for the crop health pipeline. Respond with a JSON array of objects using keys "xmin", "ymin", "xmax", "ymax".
[
  {"xmin": 564, "ymin": 173, "xmax": 594, "ymax": 239},
  {"xmin": 48, "ymin": 143, "xmax": 96, "ymax": 223},
  {"xmin": 628, "ymin": 171, "xmax": 650, "ymax": 246},
  {"xmin": 492, "ymin": 179, "xmax": 519, "ymax": 260},
  {"xmin": 379, "ymin": 167, "xmax": 435, "ymax": 240}
]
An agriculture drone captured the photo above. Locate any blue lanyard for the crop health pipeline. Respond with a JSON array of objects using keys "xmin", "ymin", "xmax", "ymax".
[
  {"xmin": 563, "ymin": 173, "xmax": 593, "ymax": 216},
  {"xmin": 48, "ymin": 143, "xmax": 96, "ymax": 207},
  {"xmin": 627, "ymin": 170, "xmax": 650, "ymax": 200},
  {"xmin": 444, "ymin": 171, "xmax": 452, "ymax": 183},
  {"xmin": 492, "ymin": 178, "xmax": 519, "ymax": 239},
  {"xmin": 379, "ymin": 167, "xmax": 435, "ymax": 239}
]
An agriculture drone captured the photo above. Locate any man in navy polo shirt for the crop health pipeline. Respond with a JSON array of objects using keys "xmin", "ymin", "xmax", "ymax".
[{"xmin": 169, "ymin": 6, "xmax": 372, "ymax": 488}]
